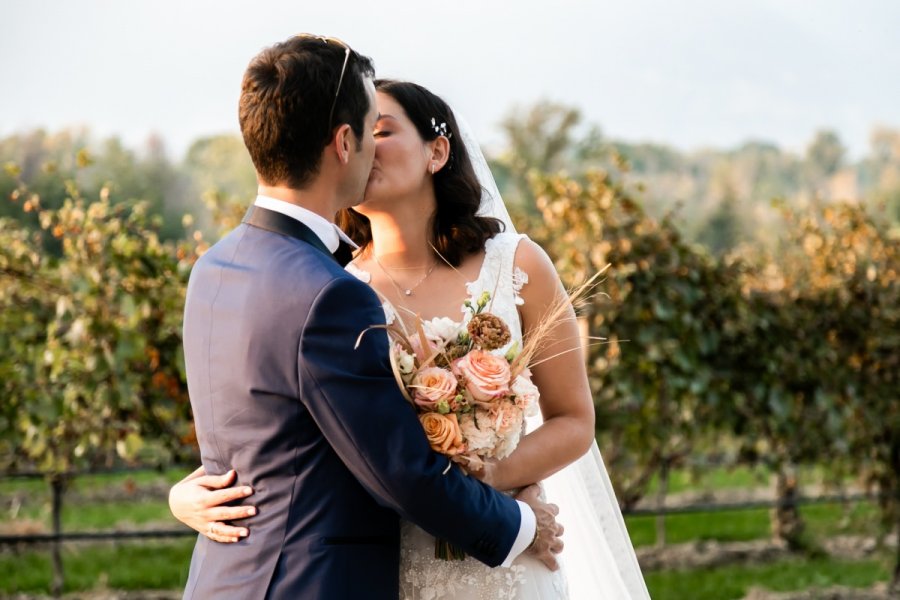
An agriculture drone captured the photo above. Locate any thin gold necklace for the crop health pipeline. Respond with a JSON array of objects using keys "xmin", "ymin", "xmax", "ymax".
[{"xmin": 373, "ymin": 254, "xmax": 437, "ymax": 297}]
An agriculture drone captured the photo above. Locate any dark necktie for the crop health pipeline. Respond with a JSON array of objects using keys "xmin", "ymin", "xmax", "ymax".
[{"xmin": 333, "ymin": 239, "xmax": 354, "ymax": 267}]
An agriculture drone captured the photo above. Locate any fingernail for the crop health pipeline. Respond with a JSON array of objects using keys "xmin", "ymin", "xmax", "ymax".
[
  {"xmin": 246, "ymin": 507, "xmax": 256, "ymax": 516},
  {"xmin": 239, "ymin": 529, "xmax": 249, "ymax": 537},
  {"xmin": 242, "ymin": 487, "xmax": 253, "ymax": 495},
  {"xmin": 229, "ymin": 537, "xmax": 238, "ymax": 543}
]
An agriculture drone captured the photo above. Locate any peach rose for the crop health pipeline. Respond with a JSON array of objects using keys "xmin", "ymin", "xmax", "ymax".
[
  {"xmin": 420, "ymin": 412, "xmax": 465, "ymax": 456},
  {"xmin": 487, "ymin": 402, "xmax": 525, "ymax": 459},
  {"xmin": 453, "ymin": 350, "xmax": 511, "ymax": 402},
  {"xmin": 410, "ymin": 367, "xmax": 458, "ymax": 410},
  {"xmin": 492, "ymin": 401, "xmax": 525, "ymax": 437}
]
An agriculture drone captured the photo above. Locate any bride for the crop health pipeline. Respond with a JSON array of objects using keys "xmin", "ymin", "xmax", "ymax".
[{"xmin": 169, "ymin": 79, "xmax": 649, "ymax": 599}]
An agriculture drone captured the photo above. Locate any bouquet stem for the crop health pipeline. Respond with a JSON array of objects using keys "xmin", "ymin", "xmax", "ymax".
[{"xmin": 434, "ymin": 538, "xmax": 467, "ymax": 561}]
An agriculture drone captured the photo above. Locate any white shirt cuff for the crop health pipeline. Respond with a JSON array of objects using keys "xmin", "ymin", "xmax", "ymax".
[{"xmin": 501, "ymin": 500, "xmax": 536, "ymax": 567}]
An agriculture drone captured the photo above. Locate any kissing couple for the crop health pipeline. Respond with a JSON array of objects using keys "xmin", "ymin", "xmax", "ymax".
[{"xmin": 167, "ymin": 34, "xmax": 649, "ymax": 599}]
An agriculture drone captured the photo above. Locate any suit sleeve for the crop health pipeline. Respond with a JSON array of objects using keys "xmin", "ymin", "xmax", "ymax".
[{"xmin": 297, "ymin": 275, "xmax": 521, "ymax": 567}]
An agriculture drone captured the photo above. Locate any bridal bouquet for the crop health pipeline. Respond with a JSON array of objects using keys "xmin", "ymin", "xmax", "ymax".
[{"xmin": 391, "ymin": 291, "xmax": 540, "ymax": 471}]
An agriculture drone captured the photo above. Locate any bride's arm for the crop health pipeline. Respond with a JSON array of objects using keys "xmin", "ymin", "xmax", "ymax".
[{"xmin": 481, "ymin": 239, "xmax": 596, "ymax": 492}]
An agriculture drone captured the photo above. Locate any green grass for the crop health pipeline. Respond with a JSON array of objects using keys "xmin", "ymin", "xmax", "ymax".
[
  {"xmin": 0, "ymin": 540, "xmax": 195, "ymax": 594},
  {"xmin": 641, "ymin": 463, "xmax": 854, "ymax": 496},
  {"xmin": 0, "ymin": 477, "xmax": 49, "ymax": 497},
  {"xmin": 0, "ymin": 468, "xmax": 192, "ymax": 497},
  {"xmin": 70, "ymin": 469, "xmax": 192, "ymax": 495},
  {"xmin": 645, "ymin": 556, "xmax": 890, "ymax": 600},
  {"xmin": 48, "ymin": 469, "xmax": 190, "ymax": 493},
  {"xmin": 1, "ymin": 468, "xmax": 193, "ymax": 532},
  {"xmin": 625, "ymin": 501, "xmax": 881, "ymax": 548},
  {"xmin": 63, "ymin": 499, "xmax": 178, "ymax": 530},
  {"xmin": 2, "ymin": 498, "xmax": 180, "ymax": 533},
  {"xmin": 0, "ymin": 542, "xmax": 890, "ymax": 598},
  {"xmin": 803, "ymin": 501, "xmax": 880, "ymax": 538},
  {"xmin": 627, "ymin": 507, "xmax": 771, "ymax": 547},
  {"xmin": 643, "ymin": 464, "xmax": 769, "ymax": 495}
]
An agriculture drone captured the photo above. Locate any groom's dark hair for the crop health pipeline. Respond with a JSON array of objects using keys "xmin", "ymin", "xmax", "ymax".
[{"xmin": 238, "ymin": 35, "xmax": 375, "ymax": 188}]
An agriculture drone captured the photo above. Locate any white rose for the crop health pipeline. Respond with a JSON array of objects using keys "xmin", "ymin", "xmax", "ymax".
[
  {"xmin": 488, "ymin": 402, "xmax": 525, "ymax": 459},
  {"xmin": 458, "ymin": 409, "xmax": 498, "ymax": 454},
  {"xmin": 511, "ymin": 373, "xmax": 540, "ymax": 418},
  {"xmin": 396, "ymin": 348, "xmax": 416, "ymax": 375},
  {"xmin": 493, "ymin": 426, "xmax": 523, "ymax": 460},
  {"xmin": 425, "ymin": 316, "xmax": 463, "ymax": 345}
]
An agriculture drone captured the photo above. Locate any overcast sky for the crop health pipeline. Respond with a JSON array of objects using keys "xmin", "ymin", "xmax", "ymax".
[{"xmin": 3, "ymin": 0, "xmax": 898, "ymax": 160}]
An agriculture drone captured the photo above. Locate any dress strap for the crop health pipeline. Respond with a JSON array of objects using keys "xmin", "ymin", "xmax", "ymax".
[
  {"xmin": 465, "ymin": 232, "xmax": 529, "ymax": 348},
  {"xmin": 478, "ymin": 232, "xmax": 529, "ymax": 305}
]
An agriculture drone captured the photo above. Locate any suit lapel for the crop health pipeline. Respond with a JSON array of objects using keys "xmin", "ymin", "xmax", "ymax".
[{"xmin": 242, "ymin": 204, "xmax": 336, "ymax": 261}]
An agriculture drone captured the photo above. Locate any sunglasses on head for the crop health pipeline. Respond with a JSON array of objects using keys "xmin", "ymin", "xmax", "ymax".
[{"xmin": 294, "ymin": 34, "xmax": 352, "ymax": 129}]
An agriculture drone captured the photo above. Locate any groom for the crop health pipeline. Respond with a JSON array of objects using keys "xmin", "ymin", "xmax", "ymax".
[{"xmin": 181, "ymin": 35, "xmax": 562, "ymax": 599}]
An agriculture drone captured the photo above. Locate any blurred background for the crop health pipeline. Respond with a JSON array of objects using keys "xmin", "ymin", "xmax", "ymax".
[{"xmin": 1, "ymin": 1, "xmax": 898, "ymax": 598}]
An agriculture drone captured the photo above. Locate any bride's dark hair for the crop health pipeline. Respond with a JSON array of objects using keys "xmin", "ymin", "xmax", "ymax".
[{"xmin": 337, "ymin": 79, "xmax": 504, "ymax": 267}]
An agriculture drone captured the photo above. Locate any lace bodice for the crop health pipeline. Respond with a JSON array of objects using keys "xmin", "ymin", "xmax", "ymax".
[{"xmin": 347, "ymin": 232, "xmax": 568, "ymax": 600}]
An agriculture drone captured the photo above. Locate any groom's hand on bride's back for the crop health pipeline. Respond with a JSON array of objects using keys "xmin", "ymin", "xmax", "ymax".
[{"xmin": 515, "ymin": 484, "xmax": 565, "ymax": 571}]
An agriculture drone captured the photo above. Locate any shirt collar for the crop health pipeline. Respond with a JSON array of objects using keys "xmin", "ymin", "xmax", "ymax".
[{"xmin": 253, "ymin": 195, "xmax": 357, "ymax": 253}]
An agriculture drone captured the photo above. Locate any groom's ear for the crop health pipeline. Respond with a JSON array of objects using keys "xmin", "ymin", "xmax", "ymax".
[
  {"xmin": 428, "ymin": 136, "xmax": 451, "ymax": 172},
  {"xmin": 332, "ymin": 124, "xmax": 354, "ymax": 165}
]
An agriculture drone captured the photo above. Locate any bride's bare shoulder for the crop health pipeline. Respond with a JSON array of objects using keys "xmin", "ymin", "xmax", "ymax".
[
  {"xmin": 512, "ymin": 238, "xmax": 557, "ymax": 281},
  {"xmin": 510, "ymin": 237, "xmax": 566, "ymax": 312}
]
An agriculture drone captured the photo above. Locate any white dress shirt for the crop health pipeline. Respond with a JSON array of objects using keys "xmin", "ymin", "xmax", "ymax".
[
  {"xmin": 504, "ymin": 501, "xmax": 537, "ymax": 567},
  {"xmin": 254, "ymin": 195, "xmax": 356, "ymax": 253},
  {"xmin": 252, "ymin": 194, "xmax": 537, "ymax": 566}
]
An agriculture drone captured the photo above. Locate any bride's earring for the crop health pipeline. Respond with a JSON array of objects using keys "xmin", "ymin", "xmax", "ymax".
[{"xmin": 431, "ymin": 163, "xmax": 436, "ymax": 175}]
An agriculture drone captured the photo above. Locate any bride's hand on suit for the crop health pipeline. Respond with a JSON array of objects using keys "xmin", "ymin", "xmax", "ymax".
[
  {"xmin": 516, "ymin": 483, "xmax": 565, "ymax": 571},
  {"xmin": 169, "ymin": 466, "xmax": 256, "ymax": 543}
]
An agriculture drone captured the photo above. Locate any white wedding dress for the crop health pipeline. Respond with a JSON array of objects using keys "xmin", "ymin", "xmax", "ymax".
[{"xmin": 347, "ymin": 231, "xmax": 650, "ymax": 600}]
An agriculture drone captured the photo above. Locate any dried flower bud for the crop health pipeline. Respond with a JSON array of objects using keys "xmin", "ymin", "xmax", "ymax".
[{"xmin": 467, "ymin": 313, "xmax": 511, "ymax": 351}]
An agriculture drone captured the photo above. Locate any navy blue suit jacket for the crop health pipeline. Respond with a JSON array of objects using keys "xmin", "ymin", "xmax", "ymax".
[{"xmin": 181, "ymin": 207, "xmax": 521, "ymax": 599}]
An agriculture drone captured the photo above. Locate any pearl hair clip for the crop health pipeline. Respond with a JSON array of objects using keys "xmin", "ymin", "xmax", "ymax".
[{"xmin": 431, "ymin": 118, "xmax": 452, "ymax": 138}]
